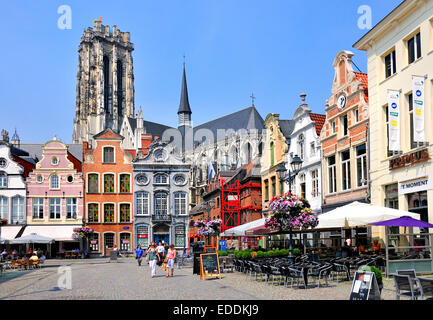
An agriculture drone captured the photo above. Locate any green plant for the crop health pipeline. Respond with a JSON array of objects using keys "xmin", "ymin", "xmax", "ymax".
[
  {"xmin": 359, "ymin": 265, "xmax": 383, "ymax": 285},
  {"xmin": 218, "ymin": 251, "xmax": 228, "ymax": 256},
  {"xmin": 292, "ymin": 248, "xmax": 301, "ymax": 255}
]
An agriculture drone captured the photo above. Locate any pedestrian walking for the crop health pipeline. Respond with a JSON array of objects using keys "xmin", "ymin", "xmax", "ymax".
[
  {"xmin": 156, "ymin": 242, "xmax": 165, "ymax": 266},
  {"xmin": 146, "ymin": 243, "xmax": 160, "ymax": 278},
  {"xmin": 135, "ymin": 245, "xmax": 144, "ymax": 266},
  {"xmin": 165, "ymin": 244, "xmax": 177, "ymax": 278}
]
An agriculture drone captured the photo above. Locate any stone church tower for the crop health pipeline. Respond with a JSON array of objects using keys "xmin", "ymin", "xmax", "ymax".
[{"xmin": 72, "ymin": 21, "xmax": 135, "ymax": 144}]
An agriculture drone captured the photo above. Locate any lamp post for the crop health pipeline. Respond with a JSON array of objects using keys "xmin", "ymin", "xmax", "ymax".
[
  {"xmin": 204, "ymin": 199, "xmax": 216, "ymax": 246},
  {"xmin": 275, "ymin": 155, "xmax": 303, "ymax": 255}
]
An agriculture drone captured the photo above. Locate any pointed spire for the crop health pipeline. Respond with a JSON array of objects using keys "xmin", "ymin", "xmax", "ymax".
[{"xmin": 178, "ymin": 64, "xmax": 192, "ymax": 115}]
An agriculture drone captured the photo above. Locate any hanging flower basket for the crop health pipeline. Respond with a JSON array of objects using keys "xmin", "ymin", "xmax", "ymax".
[
  {"xmin": 195, "ymin": 219, "xmax": 222, "ymax": 236},
  {"xmin": 265, "ymin": 193, "xmax": 318, "ymax": 232},
  {"xmin": 73, "ymin": 227, "xmax": 94, "ymax": 240},
  {"xmin": 1, "ymin": 219, "xmax": 7, "ymax": 226}
]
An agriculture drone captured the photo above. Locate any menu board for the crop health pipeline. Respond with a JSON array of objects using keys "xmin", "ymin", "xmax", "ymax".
[
  {"xmin": 200, "ymin": 253, "xmax": 221, "ymax": 280},
  {"xmin": 349, "ymin": 271, "xmax": 380, "ymax": 300}
]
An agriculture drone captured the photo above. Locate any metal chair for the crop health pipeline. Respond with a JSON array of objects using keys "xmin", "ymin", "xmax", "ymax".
[
  {"xmin": 417, "ymin": 277, "xmax": 433, "ymax": 300},
  {"xmin": 392, "ymin": 274, "xmax": 420, "ymax": 300}
]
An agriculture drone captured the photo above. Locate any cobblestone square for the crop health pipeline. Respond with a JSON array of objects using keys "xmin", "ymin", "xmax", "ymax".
[{"xmin": 0, "ymin": 258, "xmax": 403, "ymax": 300}]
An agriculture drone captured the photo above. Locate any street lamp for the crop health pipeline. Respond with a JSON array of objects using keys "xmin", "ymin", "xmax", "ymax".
[
  {"xmin": 276, "ymin": 155, "xmax": 303, "ymax": 193},
  {"xmin": 275, "ymin": 155, "xmax": 303, "ymax": 256}
]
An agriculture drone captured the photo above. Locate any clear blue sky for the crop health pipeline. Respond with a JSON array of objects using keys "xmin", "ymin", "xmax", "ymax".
[{"xmin": 0, "ymin": 0, "xmax": 402, "ymax": 144}]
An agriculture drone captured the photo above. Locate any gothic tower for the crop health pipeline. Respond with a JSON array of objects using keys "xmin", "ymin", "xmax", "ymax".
[{"xmin": 72, "ymin": 21, "xmax": 135, "ymax": 144}]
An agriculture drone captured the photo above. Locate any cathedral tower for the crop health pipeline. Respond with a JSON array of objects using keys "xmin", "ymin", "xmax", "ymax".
[{"xmin": 72, "ymin": 21, "xmax": 135, "ymax": 144}]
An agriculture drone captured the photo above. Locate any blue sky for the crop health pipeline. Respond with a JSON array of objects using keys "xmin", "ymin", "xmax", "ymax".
[{"xmin": 0, "ymin": 0, "xmax": 403, "ymax": 143}]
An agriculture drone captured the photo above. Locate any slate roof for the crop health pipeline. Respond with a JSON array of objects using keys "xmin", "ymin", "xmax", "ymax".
[
  {"xmin": 178, "ymin": 65, "xmax": 192, "ymax": 114},
  {"xmin": 192, "ymin": 106, "xmax": 265, "ymax": 142},
  {"xmin": 309, "ymin": 113, "xmax": 326, "ymax": 136},
  {"xmin": 127, "ymin": 117, "xmax": 173, "ymax": 139},
  {"xmin": 278, "ymin": 119, "xmax": 295, "ymax": 142},
  {"xmin": 19, "ymin": 143, "xmax": 83, "ymax": 162}
]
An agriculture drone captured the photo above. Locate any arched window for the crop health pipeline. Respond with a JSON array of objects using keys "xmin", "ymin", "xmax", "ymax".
[
  {"xmin": 119, "ymin": 174, "xmax": 130, "ymax": 193},
  {"xmin": 154, "ymin": 192, "xmax": 168, "ymax": 216},
  {"xmin": 270, "ymin": 142, "xmax": 275, "ymax": 166},
  {"xmin": 88, "ymin": 174, "xmax": 99, "ymax": 193},
  {"xmin": 104, "ymin": 174, "xmax": 115, "ymax": 193},
  {"xmin": 136, "ymin": 225, "xmax": 149, "ymax": 248},
  {"xmin": 0, "ymin": 172, "xmax": 7, "ymax": 188},
  {"xmin": 104, "ymin": 203, "xmax": 115, "ymax": 223},
  {"xmin": 88, "ymin": 203, "xmax": 99, "ymax": 223},
  {"xmin": 50, "ymin": 175, "xmax": 59, "ymax": 189},
  {"xmin": 89, "ymin": 232, "xmax": 99, "ymax": 252},
  {"xmin": 119, "ymin": 232, "xmax": 131, "ymax": 251},
  {"xmin": 119, "ymin": 204, "xmax": 130, "ymax": 223}
]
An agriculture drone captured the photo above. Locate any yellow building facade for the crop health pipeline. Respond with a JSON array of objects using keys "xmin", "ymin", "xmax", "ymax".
[{"xmin": 354, "ymin": 0, "xmax": 433, "ymax": 242}]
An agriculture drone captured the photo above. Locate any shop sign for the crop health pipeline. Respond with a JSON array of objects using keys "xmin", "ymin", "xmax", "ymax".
[
  {"xmin": 90, "ymin": 240, "xmax": 97, "ymax": 244},
  {"xmin": 137, "ymin": 234, "xmax": 148, "ymax": 238},
  {"xmin": 389, "ymin": 148, "xmax": 430, "ymax": 170},
  {"xmin": 399, "ymin": 176, "xmax": 431, "ymax": 195}
]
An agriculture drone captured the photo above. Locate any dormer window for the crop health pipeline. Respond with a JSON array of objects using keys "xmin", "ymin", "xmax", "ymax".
[{"xmin": 0, "ymin": 158, "xmax": 6, "ymax": 168}]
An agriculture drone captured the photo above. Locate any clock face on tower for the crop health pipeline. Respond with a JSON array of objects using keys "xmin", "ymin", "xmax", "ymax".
[{"xmin": 337, "ymin": 94, "xmax": 346, "ymax": 111}]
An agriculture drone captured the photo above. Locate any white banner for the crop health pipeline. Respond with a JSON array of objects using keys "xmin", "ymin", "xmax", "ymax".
[
  {"xmin": 388, "ymin": 90, "xmax": 400, "ymax": 151},
  {"xmin": 412, "ymin": 76, "xmax": 425, "ymax": 142},
  {"xmin": 399, "ymin": 176, "xmax": 431, "ymax": 195}
]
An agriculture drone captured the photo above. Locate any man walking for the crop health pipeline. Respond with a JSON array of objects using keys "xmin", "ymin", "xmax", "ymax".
[{"xmin": 135, "ymin": 245, "xmax": 144, "ymax": 266}]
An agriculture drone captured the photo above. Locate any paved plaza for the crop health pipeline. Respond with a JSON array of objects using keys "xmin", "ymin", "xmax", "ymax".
[{"xmin": 0, "ymin": 258, "xmax": 406, "ymax": 300}]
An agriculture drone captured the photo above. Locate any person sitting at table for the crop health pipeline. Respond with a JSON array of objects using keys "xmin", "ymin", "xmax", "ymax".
[
  {"xmin": 28, "ymin": 248, "xmax": 33, "ymax": 255},
  {"xmin": 1, "ymin": 249, "xmax": 7, "ymax": 259},
  {"xmin": 29, "ymin": 253, "xmax": 39, "ymax": 262},
  {"xmin": 372, "ymin": 240, "xmax": 381, "ymax": 254}
]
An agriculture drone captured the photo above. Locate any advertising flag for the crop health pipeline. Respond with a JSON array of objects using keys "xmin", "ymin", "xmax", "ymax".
[
  {"xmin": 412, "ymin": 76, "xmax": 425, "ymax": 142},
  {"xmin": 388, "ymin": 90, "xmax": 400, "ymax": 152}
]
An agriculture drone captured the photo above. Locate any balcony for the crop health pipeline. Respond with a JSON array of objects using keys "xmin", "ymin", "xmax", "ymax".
[{"xmin": 152, "ymin": 214, "xmax": 172, "ymax": 222}]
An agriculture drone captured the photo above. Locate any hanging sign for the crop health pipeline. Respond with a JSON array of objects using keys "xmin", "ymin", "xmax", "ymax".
[
  {"xmin": 388, "ymin": 90, "xmax": 401, "ymax": 151},
  {"xmin": 412, "ymin": 76, "xmax": 425, "ymax": 142}
]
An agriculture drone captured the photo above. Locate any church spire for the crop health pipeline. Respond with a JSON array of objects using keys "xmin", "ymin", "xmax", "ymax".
[{"xmin": 177, "ymin": 63, "xmax": 192, "ymax": 128}]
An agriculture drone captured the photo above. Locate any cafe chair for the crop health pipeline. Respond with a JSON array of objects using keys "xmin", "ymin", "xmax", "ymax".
[
  {"xmin": 65, "ymin": 252, "xmax": 71, "ymax": 259},
  {"xmin": 417, "ymin": 277, "xmax": 433, "ymax": 300},
  {"xmin": 392, "ymin": 274, "xmax": 421, "ymax": 300}
]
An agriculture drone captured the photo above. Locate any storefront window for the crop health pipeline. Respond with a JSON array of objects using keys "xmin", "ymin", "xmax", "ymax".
[
  {"xmin": 120, "ymin": 233, "xmax": 131, "ymax": 251},
  {"xmin": 136, "ymin": 225, "xmax": 149, "ymax": 248},
  {"xmin": 407, "ymin": 191, "xmax": 428, "ymax": 232}
]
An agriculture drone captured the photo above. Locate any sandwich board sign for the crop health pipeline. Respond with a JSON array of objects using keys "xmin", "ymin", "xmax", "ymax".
[
  {"xmin": 200, "ymin": 253, "xmax": 221, "ymax": 280},
  {"xmin": 349, "ymin": 271, "xmax": 381, "ymax": 300}
]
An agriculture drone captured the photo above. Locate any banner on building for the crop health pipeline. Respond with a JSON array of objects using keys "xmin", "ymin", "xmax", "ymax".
[
  {"xmin": 388, "ymin": 90, "xmax": 401, "ymax": 151},
  {"xmin": 412, "ymin": 76, "xmax": 425, "ymax": 142}
]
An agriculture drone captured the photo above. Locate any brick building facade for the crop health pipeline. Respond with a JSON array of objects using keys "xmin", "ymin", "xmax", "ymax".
[{"xmin": 83, "ymin": 129, "xmax": 134, "ymax": 257}]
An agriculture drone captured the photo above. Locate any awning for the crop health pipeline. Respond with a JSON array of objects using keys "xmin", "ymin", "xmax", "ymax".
[
  {"xmin": 0, "ymin": 225, "xmax": 24, "ymax": 240},
  {"xmin": 220, "ymin": 218, "xmax": 266, "ymax": 237},
  {"xmin": 21, "ymin": 225, "xmax": 81, "ymax": 241}
]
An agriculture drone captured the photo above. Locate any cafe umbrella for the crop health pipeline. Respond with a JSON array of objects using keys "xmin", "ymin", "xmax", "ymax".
[
  {"xmin": 368, "ymin": 216, "xmax": 433, "ymax": 276},
  {"xmin": 9, "ymin": 233, "xmax": 55, "ymax": 244},
  {"xmin": 369, "ymin": 216, "xmax": 433, "ymax": 228}
]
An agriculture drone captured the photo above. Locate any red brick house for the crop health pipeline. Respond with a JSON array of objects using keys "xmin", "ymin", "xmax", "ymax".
[{"xmin": 83, "ymin": 129, "xmax": 134, "ymax": 257}]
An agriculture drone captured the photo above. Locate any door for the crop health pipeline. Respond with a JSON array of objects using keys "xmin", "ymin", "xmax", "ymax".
[{"xmin": 154, "ymin": 234, "xmax": 170, "ymax": 245}]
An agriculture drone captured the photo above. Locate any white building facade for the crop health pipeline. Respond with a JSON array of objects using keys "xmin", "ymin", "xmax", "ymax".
[{"xmin": 285, "ymin": 94, "xmax": 325, "ymax": 214}]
